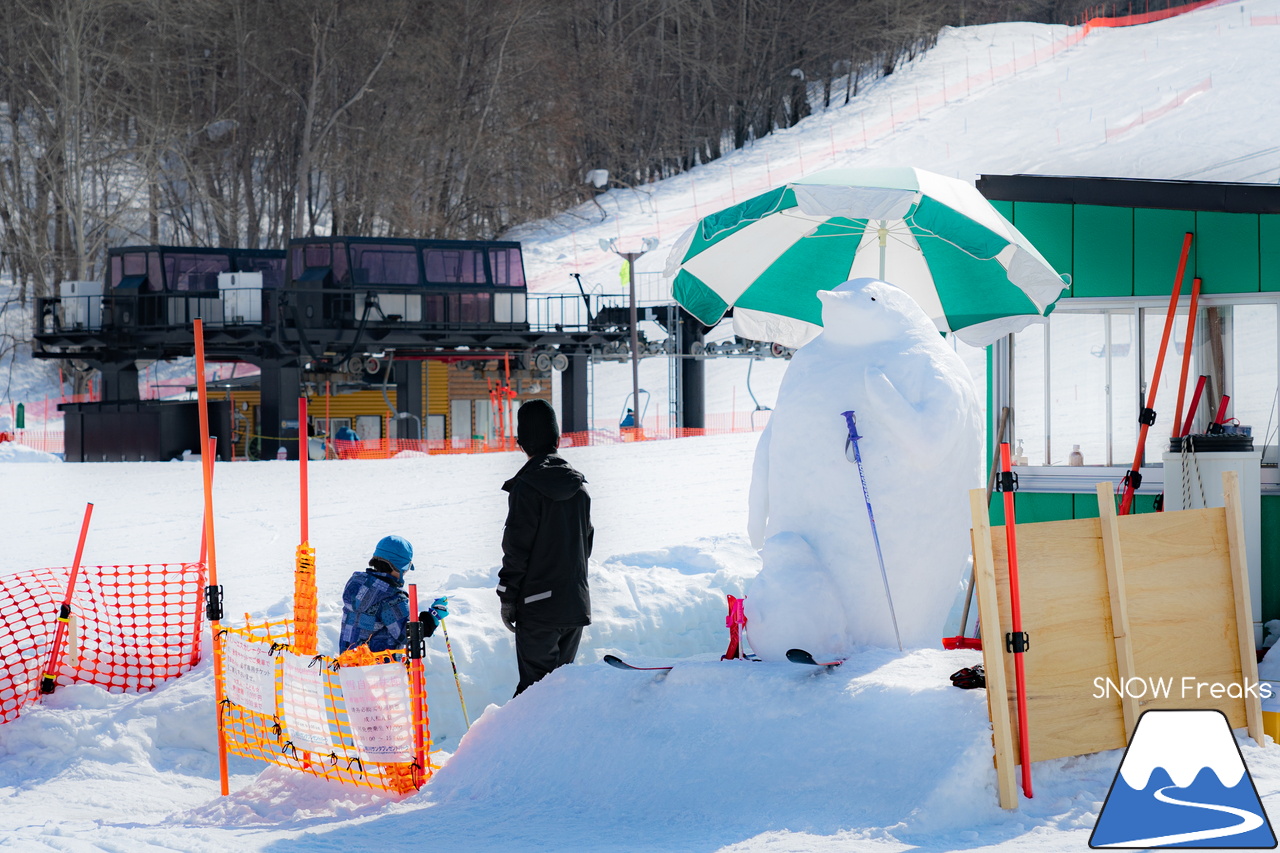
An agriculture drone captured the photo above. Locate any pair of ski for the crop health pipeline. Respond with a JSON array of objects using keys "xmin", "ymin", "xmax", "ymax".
[{"xmin": 603, "ymin": 648, "xmax": 842, "ymax": 672}]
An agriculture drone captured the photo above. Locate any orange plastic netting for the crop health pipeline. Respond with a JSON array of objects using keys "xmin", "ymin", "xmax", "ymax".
[
  {"xmin": 0, "ymin": 562, "xmax": 207, "ymax": 724},
  {"xmin": 219, "ymin": 618, "xmax": 433, "ymax": 793}
]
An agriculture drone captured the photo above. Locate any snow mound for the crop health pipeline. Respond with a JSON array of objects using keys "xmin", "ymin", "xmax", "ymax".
[
  {"xmin": 0, "ymin": 441, "xmax": 60, "ymax": 463},
  {"xmin": 407, "ymin": 649, "xmax": 1011, "ymax": 849}
]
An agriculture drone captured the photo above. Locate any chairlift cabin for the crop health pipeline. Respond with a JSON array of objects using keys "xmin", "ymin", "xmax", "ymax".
[
  {"xmin": 101, "ymin": 245, "xmax": 286, "ymax": 330},
  {"xmin": 283, "ymin": 236, "xmax": 528, "ymax": 334}
]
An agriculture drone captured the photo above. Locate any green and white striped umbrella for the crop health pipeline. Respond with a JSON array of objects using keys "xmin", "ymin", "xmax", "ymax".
[{"xmin": 665, "ymin": 167, "xmax": 1069, "ymax": 347}]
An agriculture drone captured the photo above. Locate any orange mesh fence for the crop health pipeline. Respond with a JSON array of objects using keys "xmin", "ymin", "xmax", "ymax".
[
  {"xmin": 0, "ymin": 562, "xmax": 207, "ymax": 724},
  {"xmin": 3, "ymin": 430, "xmax": 65, "ymax": 455},
  {"xmin": 219, "ymin": 618, "xmax": 433, "ymax": 794},
  {"xmin": 327, "ymin": 411, "xmax": 771, "ymax": 459}
]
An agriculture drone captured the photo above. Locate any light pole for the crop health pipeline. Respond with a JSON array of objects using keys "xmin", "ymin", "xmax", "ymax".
[{"xmin": 601, "ymin": 237, "xmax": 658, "ymax": 431}]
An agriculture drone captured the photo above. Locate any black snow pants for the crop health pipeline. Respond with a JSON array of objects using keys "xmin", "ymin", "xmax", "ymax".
[{"xmin": 514, "ymin": 623, "xmax": 583, "ymax": 696}]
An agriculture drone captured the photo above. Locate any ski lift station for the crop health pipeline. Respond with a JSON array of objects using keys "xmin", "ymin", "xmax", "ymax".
[{"xmin": 31, "ymin": 236, "xmax": 782, "ymax": 462}]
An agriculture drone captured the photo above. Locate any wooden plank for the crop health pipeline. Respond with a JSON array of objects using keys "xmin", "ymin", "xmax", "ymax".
[
  {"xmin": 1224, "ymin": 471, "xmax": 1266, "ymax": 746},
  {"xmin": 971, "ymin": 488, "xmax": 1017, "ymax": 810},
  {"xmin": 991, "ymin": 517, "xmax": 1126, "ymax": 763},
  {"xmin": 1096, "ymin": 482, "xmax": 1139, "ymax": 739},
  {"xmin": 1118, "ymin": 507, "xmax": 1246, "ymax": 726}
]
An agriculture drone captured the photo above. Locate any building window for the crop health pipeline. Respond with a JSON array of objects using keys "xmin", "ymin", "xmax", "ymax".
[{"xmin": 1003, "ymin": 296, "xmax": 1279, "ymax": 467}]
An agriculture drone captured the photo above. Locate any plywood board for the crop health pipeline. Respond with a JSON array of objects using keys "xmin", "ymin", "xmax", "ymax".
[
  {"xmin": 974, "ymin": 473, "xmax": 1264, "ymax": 793},
  {"xmin": 970, "ymin": 489, "xmax": 1017, "ymax": 810},
  {"xmin": 1117, "ymin": 506, "xmax": 1245, "ymax": 726},
  {"xmin": 989, "ymin": 517, "xmax": 1127, "ymax": 764}
]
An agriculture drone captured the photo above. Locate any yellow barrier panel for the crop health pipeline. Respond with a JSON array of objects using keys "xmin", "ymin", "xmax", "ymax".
[{"xmin": 217, "ymin": 616, "xmax": 432, "ymax": 794}]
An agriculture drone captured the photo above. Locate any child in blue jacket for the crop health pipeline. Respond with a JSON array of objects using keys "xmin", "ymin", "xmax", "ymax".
[{"xmin": 339, "ymin": 535, "xmax": 448, "ymax": 654}]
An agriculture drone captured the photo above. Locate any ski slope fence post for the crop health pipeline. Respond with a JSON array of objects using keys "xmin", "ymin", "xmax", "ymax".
[
  {"xmin": 1172, "ymin": 278, "xmax": 1203, "ymax": 438},
  {"xmin": 37, "ymin": 502, "xmax": 94, "ymax": 696},
  {"xmin": 294, "ymin": 396, "xmax": 318, "ymax": 656},
  {"xmin": 193, "ymin": 317, "xmax": 231, "ymax": 796},
  {"xmin": 406, "ymin": 585, "xmax": 429, "ymax": 783},
  {"xmin": 998, "ymin": 443, "xmax": 1033, "ymax": 798},
  {"xmin": 1181, "ymin": 375, "xmax": 1209, "ymax": 437},
  {"xmin": 1119, "ymin": 232, "xmax": 1192, "ymax": 515}
]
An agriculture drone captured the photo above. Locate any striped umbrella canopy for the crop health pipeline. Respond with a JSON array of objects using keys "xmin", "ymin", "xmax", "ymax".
[{"xmin": 665, "ymin": 167, "xmax": 1069, "ymax": 348}]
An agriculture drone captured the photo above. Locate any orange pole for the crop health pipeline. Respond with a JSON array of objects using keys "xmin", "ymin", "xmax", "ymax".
[
  {"xmin": 193, "ymin": 318, "xmax": 230, "ymax": 796},
  {"xmin": 299, "ymin": 396, "xmax": 309, "ymax": 543},
  {"xmin": 1119, "ymin": 232, "xmax": 1192, "ymax": 515},
  {"xmin": 198, "ymin": 436, "xmax": 217, "ymax": 566},
  {"xmin": 38, "ymin": 502, "xmax": 94, "ymax": 695},
  {"xmin": 1000, "ymin": 443, "xmax": 1033, "ymax": 798},
  {"xmin": 504, "ymin": 353, "xmax": 512, "ymax": 451},
  {"xmin": 1171, "ymin": 277, "xmax": 1202, "ymax": 437},
  {"xmin": 407, "ymin": 584, "xmax": 427, "ymax": 784}
]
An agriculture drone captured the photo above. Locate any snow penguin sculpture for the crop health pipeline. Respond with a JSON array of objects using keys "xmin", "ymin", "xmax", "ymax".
[{"xmin": 744, "ymin": 278, "xmax": 982, "ymax": 658}]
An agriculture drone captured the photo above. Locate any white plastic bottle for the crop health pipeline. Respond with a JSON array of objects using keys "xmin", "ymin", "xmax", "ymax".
[
  {"xmin": 1069, "ymin": 444, "xmax": 1084, "ymax": 466},
  {"xmin": 276, "ymin": 445, "xmax": 287, "ymax": 461}
]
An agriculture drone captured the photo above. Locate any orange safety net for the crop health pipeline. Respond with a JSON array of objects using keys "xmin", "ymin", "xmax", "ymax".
[
  {"xmin": 218, "ymin": 617, "xmax": 433, "ymax": 794},
  {"xmin": 0, "ymin": 562, "xmax": 207, "ymax": 724}
]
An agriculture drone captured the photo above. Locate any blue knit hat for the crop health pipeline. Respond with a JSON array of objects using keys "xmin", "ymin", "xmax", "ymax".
[{"xmin": 372, "ymin": 535, "xmax": 414, "ymax": 572}]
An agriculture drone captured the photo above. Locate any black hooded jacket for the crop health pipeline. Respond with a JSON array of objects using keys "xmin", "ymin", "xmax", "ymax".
[{"xmin": 497, "ymin": 453, "xmax": 593, "ymax": 626}]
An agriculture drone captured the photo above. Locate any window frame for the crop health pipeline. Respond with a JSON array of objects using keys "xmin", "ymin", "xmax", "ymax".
[{"xmin": 992, "ymin": 293, "xmax": 1280, "ymax": 491}]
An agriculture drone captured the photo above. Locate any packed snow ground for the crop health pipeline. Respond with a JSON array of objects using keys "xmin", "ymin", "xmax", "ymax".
[{"xmin": 5, "ymin": 2, "xmax": 1280, "ymax": 851}]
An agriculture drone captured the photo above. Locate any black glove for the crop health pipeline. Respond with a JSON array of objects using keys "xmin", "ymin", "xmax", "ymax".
[
  {"xmin": 417, "ymin": 611, "xmax": 438, "ymax": 638},
  {"xmin": 500, "ymin": 601, "xmax": 517, "ymax": 633}
]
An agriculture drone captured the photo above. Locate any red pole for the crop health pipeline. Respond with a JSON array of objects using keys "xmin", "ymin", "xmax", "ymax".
[
  {"xmin": 1171, "ymin": 277, "xmax": 1202, "ymax": 437},
  {"xmin": 198, "ymin": 436, "xmax": 217, "ymax": 565},
  {"xmin": 194, "ymin": 318, "xmax": 231, "ymax": 797},
  {"xmin": 325, "ymin": 380, "xmax": 332, "ymax": 460},
  {"xmin": 1213, "ymin": 394, "xmax": 1231, "ymax": 427},
  {"xmin": 407, "ymin": 584, "xmax": 428, "ymax": 785},
  {"xmin": 38, "ymin": 502, "xmax": 94, "ymax": 695},
  {"xmin": 1180, "ymin": 375, "xmax": 1208, "ymax": 438},
  {"xmin": 299, "ymin": 396, "xmax": 309, "ymax": 544},
  {"xmin": 1000, "ymin": 443, "xmax": 1033, "ymax": 798},
  {"xmin": 1119, "ymin": 232, "xmax": 1192, "ymax": 515}
]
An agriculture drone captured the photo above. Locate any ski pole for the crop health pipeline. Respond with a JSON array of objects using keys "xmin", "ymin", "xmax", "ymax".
[
  {"xmin": 1119, "ymin": 232, "xmax": 1192, "ymax": 515},
  {"xmin": 998, "ymin": 442, "xmax": 1033, "ymax": 799},
  {"xmin": 439, "ymin": 618, "xmax": 471, "ymax": 730},
  {"xmin": 40, "ymin": 502, "xmax": 94, "ymax": 695},
  {"xmin": 841, "ymin": 410, "xmax": 902, "ymax": 652}
]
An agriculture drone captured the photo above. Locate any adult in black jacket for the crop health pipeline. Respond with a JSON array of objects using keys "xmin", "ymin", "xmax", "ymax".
[{"xmin": 498, "ymin": 399, "xmax": 594, "ymax": 696}]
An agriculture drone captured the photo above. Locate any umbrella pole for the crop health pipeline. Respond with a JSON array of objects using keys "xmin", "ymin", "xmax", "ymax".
[{"xmin": 878, "ymin": 220, "xmax": 888, "ymax": 280}]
